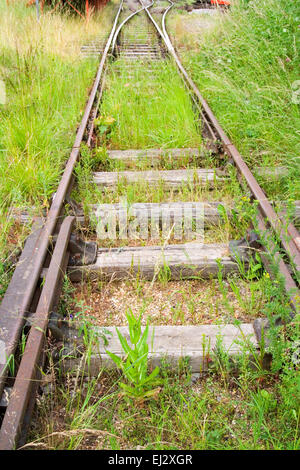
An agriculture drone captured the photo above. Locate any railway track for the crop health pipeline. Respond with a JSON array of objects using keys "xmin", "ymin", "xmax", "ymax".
[{"xmin": 0, "ymin": 0, "xmax": 299, "ymax": 449}]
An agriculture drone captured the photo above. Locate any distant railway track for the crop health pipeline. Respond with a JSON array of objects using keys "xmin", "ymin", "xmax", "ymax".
[{"xmin": 0, "ymin": 0, "xmax": 299, "ymax": 449}]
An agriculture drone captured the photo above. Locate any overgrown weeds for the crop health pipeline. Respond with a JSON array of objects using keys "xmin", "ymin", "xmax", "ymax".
[
  {"xmin": 29, "ymin": 342, "xmax": 299, "ymax": 449},
  {"xmin": 0, "ymin": 0, "xmax": 117, "ymax": 259},
  {"xmin": 101, "ymin": 57, "xmax": 201, "ymax": 149},
  {"xmin": 106, "ymin": 309, "xmax": 161, "ymax": 401},
  {"xmin": 168, "ymin": 0, "xmax": 300, "ymax": 200}
]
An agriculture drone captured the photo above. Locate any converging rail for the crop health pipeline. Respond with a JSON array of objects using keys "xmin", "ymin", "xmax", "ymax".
[{"xmin": 0, "ymin": 0, "xmax": 299, "ymax": 449}]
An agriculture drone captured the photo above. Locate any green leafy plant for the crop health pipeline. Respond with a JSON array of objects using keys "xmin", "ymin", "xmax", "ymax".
[
  {"xmin": 94, "ymin": 115, "xmax": 116, "ymax": 144},
  {"xmin": 106, "ymin": 309, "xmax": 161, "ymax": 402}
]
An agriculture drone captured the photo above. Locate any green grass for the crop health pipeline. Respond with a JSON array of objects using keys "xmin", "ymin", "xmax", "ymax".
[
  {"xmin": 100, "ymin": 57, "xmax": 201, "ymax": 149},
  {"xmin": 0, "ymin": 4, "xmax": 97, "ymax": 208},
  {"xmin": 168, "ymin": 0, "xmax": 300, "ymax": 200},
  {"xmin": 0, "ymin": 0, "xmax": 118, "ymax": 262},
  {"xmin": 0, "ymin": 52, "xmax": 96, "ymax": 206}
]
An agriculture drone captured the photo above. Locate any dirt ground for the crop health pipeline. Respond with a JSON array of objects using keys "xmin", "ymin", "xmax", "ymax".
[{"xmin": 72, "ymin": 278, "xmax": 265, "ymax": 327}]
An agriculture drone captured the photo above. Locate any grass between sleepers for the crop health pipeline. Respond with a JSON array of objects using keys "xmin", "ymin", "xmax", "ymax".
[{"xmin": 100, "ymin": 56, "xmax": 201, "ymax": 149}]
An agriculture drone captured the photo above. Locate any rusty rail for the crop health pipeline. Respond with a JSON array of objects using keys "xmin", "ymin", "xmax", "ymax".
[{"xmin": 0, "ymin": 217, "xmax": 74, "ymax": 450}]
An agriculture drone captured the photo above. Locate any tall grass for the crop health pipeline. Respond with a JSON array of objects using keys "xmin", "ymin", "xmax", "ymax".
[
  {"xmin": 101, "ymin": 58, "xmax": 201, "ymax": 149},
  {"xmin": 0, "ymin": 1, "xmax": 117, "ymax": 259},
  {"xmin": 0, "ymin": 1, "xmax": 117, "ymax": 58}
]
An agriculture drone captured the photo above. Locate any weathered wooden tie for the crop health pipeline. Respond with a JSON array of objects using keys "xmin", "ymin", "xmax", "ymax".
[
  {"xmin": 65, "ymin": 324, "xmax": 258, "ymax": 374},
  {"xmin": 68, "ymin": 242, "xmax": 244, "ymax": 281},
  {"xmin": 254, "ymin": 166, "xmax": 291, "ymax": 178},
  {"xmin": 10, "ymin": 200, "xmax": 300, "ymax": 226},
  {"xmin": 89, "ymin": 201, "xmax": 226, "ymax": 227},
  {"xmin": 93, "ymin": 168, "xmax": 222, "ymax": 187},
  {"xmin": 107, "ymin": 147, "xmax": 203, "ymax": 165}
]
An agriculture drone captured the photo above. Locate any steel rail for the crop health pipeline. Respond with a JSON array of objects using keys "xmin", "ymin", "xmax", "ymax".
[
  {"xmin": 0, "ymin": 0, "xmax": 124, "ymax": 401},
  {"xmin": 0, "ymin": 216, "xmax": 75, "ymax": 450},
  {"xmin": 143, "ymin": 0, "xmax": 299, "ymax": 309}
]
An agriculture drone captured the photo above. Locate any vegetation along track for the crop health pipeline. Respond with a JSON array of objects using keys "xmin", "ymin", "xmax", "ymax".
[{"xmin": 0, "ymin": 0, "xmax": 299, "ymax": 449}]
